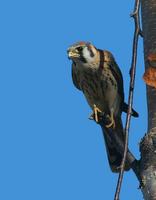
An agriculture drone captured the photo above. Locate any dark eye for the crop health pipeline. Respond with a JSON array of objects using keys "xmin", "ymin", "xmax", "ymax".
[{"xmin": 77, "ymin": 46, "xmax": 83, "ymax": 52}]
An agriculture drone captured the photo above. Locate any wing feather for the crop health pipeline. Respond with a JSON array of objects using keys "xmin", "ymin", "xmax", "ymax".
[
  {"xmin": 71, "ymin": 62, "xmax": 81, "ymax": 90},
  {"xmin": 108, "ymin": 59, "xmax": 125, "ymax": 104},
  {"xmin": 100, "ymin": 50, "xmax": 124, "ymax": 104}
]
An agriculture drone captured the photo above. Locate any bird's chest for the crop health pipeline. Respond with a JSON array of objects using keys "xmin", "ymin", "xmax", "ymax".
[{"xmin": 78, "ymin": 67, "xmax": 118, "ymax": 110}]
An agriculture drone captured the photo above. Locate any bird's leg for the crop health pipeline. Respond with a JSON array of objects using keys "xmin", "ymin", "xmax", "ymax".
[
  {"xmin": 89, "ymin": 104, "xmax": 102, "ymax": 123},
  {"xmin": 105, "ymin": 108, "xmax": 115, "ymax": 129}
]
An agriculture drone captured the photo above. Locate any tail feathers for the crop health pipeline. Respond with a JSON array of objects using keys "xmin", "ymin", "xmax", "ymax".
[
  {"xmin": 101, "ymin": 117, "xmax": 131, "ymax": 173},
  {"xmin": 123, "ymin": 102, "xmax": 139, "ymax": 118}
]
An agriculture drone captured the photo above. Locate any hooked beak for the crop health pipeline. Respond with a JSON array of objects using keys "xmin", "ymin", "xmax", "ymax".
[{"xmin": 67, "ymin": 48, "xmax": 80, "ymax": 59}]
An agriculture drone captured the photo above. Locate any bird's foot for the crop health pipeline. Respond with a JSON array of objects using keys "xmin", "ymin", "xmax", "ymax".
[
  {"xmin": 105, "ymin": 110, "xmax": 115, "ymax": 129},
  {"xmin": 89, "ymin": 104, "xmax": 103, "ymax": 123}
]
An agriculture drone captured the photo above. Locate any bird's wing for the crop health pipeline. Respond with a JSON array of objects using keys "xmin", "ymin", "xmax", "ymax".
[
  {"xmin": 107, "ymin": 56, "xmax": 139, "ymax": 117},
  {"xmin": 108, "ymin": 59, "xmax": 139, "ymax": 117},
  {"xmin": 108, "ymin": 59, "xmax": 125, "ymax": 104},
  {"xmin": 101, "ymin": 50, "xmax": 124, "ymax": 103},
  {"xmin": 71, "ymin": 62, "xmax": 81, "ymax": 90}
]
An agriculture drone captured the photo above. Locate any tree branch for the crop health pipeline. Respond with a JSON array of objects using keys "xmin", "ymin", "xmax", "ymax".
[
  {"xmin": 139, "ymin": 0, "xmax": 156, "ymax": 199},
  {"xmin": 114, "ymin": 0, "xmax": 142, "ymax": 199}
]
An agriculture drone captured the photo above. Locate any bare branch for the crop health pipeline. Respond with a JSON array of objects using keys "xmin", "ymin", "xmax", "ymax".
[{"xmin": 114, "ymin": 0, "xmax": 142, "ymax": 199}]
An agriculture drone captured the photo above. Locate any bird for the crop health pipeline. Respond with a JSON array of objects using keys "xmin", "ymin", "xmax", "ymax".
[{"xmin": 67, "ymin": 41, "xmax": 138, "ymax": 172}]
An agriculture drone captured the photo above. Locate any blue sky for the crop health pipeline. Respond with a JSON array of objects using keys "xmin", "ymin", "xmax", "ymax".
[{"xmin": 0, "ymin": 0, "xmax": 146, "ymax": 199}]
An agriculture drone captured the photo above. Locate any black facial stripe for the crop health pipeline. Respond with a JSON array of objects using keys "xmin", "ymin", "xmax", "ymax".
[
  {"xmin": 80, "ymin": 53, "xmax": 87, "ymax": 63},
  {"xmin": 90, "ymin": 48, "xmax": 94, "ymax": 57},
  {"xmin": 87, "ymin": 44, "xmax": 94, "ymax": 57},
  {"xmin": 80, "ymin": 57, "xmax": 87, "ymax": 63},
  {"xmin": 98, "ymin": 49, "xmax": 105, "ymax": 69},
  {"xmin": 77, "ymin": 47, "xmax": 87, "ymax": 63}
]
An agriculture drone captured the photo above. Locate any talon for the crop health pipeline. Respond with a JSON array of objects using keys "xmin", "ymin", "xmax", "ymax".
[
  {"xmin": 89, "ymin": 104, "xmax": 102, "ymax": 123},
  {"xmin": 93, "ymin": 104, "xmax": 102, "ymax": 122},
  {"xmin": 105, "ymin": 118, "xmax": 115, "ymax": 128},
  {"xmin": 105, "ymin": 109, "xmax": 115, "ymax": 129}
]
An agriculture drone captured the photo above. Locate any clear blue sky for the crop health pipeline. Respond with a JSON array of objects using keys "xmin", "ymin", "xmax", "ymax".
[{"xmin": 0, "ymin": 0, "xmax": 147, "ymax": 199}]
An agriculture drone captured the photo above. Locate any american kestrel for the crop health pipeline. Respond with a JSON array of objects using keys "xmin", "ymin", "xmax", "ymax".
[{"xmin": 67, "ymin": 41, "xmax": 138, "ymax": 172}]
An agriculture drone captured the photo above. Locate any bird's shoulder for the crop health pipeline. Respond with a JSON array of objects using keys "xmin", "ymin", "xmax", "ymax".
[
  {"xmin": 99, "ymin": 50, "xmax": 122, "ymax": 78},
  {"xmin": 71, "ymin": 62, "xmax": 81, "ymax": 90},
  {"xmin": 102, "ymin": 50, "xmax": 115, "ymax": 62}
]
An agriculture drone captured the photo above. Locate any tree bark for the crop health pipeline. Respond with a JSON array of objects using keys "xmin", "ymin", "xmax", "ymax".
[{"xmin": 140, "ymin": 1, "xmax": 156, "ymax": 199}]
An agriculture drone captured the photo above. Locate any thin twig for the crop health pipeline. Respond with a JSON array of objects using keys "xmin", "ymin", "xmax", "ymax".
[{"xmin": 114, "ymin": 0, "xmax": 142, "ymax": 200}]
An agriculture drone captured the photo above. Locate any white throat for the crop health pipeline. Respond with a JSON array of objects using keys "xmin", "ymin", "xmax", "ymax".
[{"xmin": 83, "ymin": 47, "xmax": 95, "ymax": 63}]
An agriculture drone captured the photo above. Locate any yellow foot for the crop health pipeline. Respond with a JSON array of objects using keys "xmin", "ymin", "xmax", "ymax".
[
  {"xmin": 105, "ymin": 109, "xmax": 115, "ymax": 129},
  {"xmin": 89, "ymin": 104, "xmax": 102, "ymax": 123}
]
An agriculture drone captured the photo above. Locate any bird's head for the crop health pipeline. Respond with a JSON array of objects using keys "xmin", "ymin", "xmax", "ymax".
[{"xmin": 67, "ymin": 41, "xmax": 98, "ymax": 64}]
